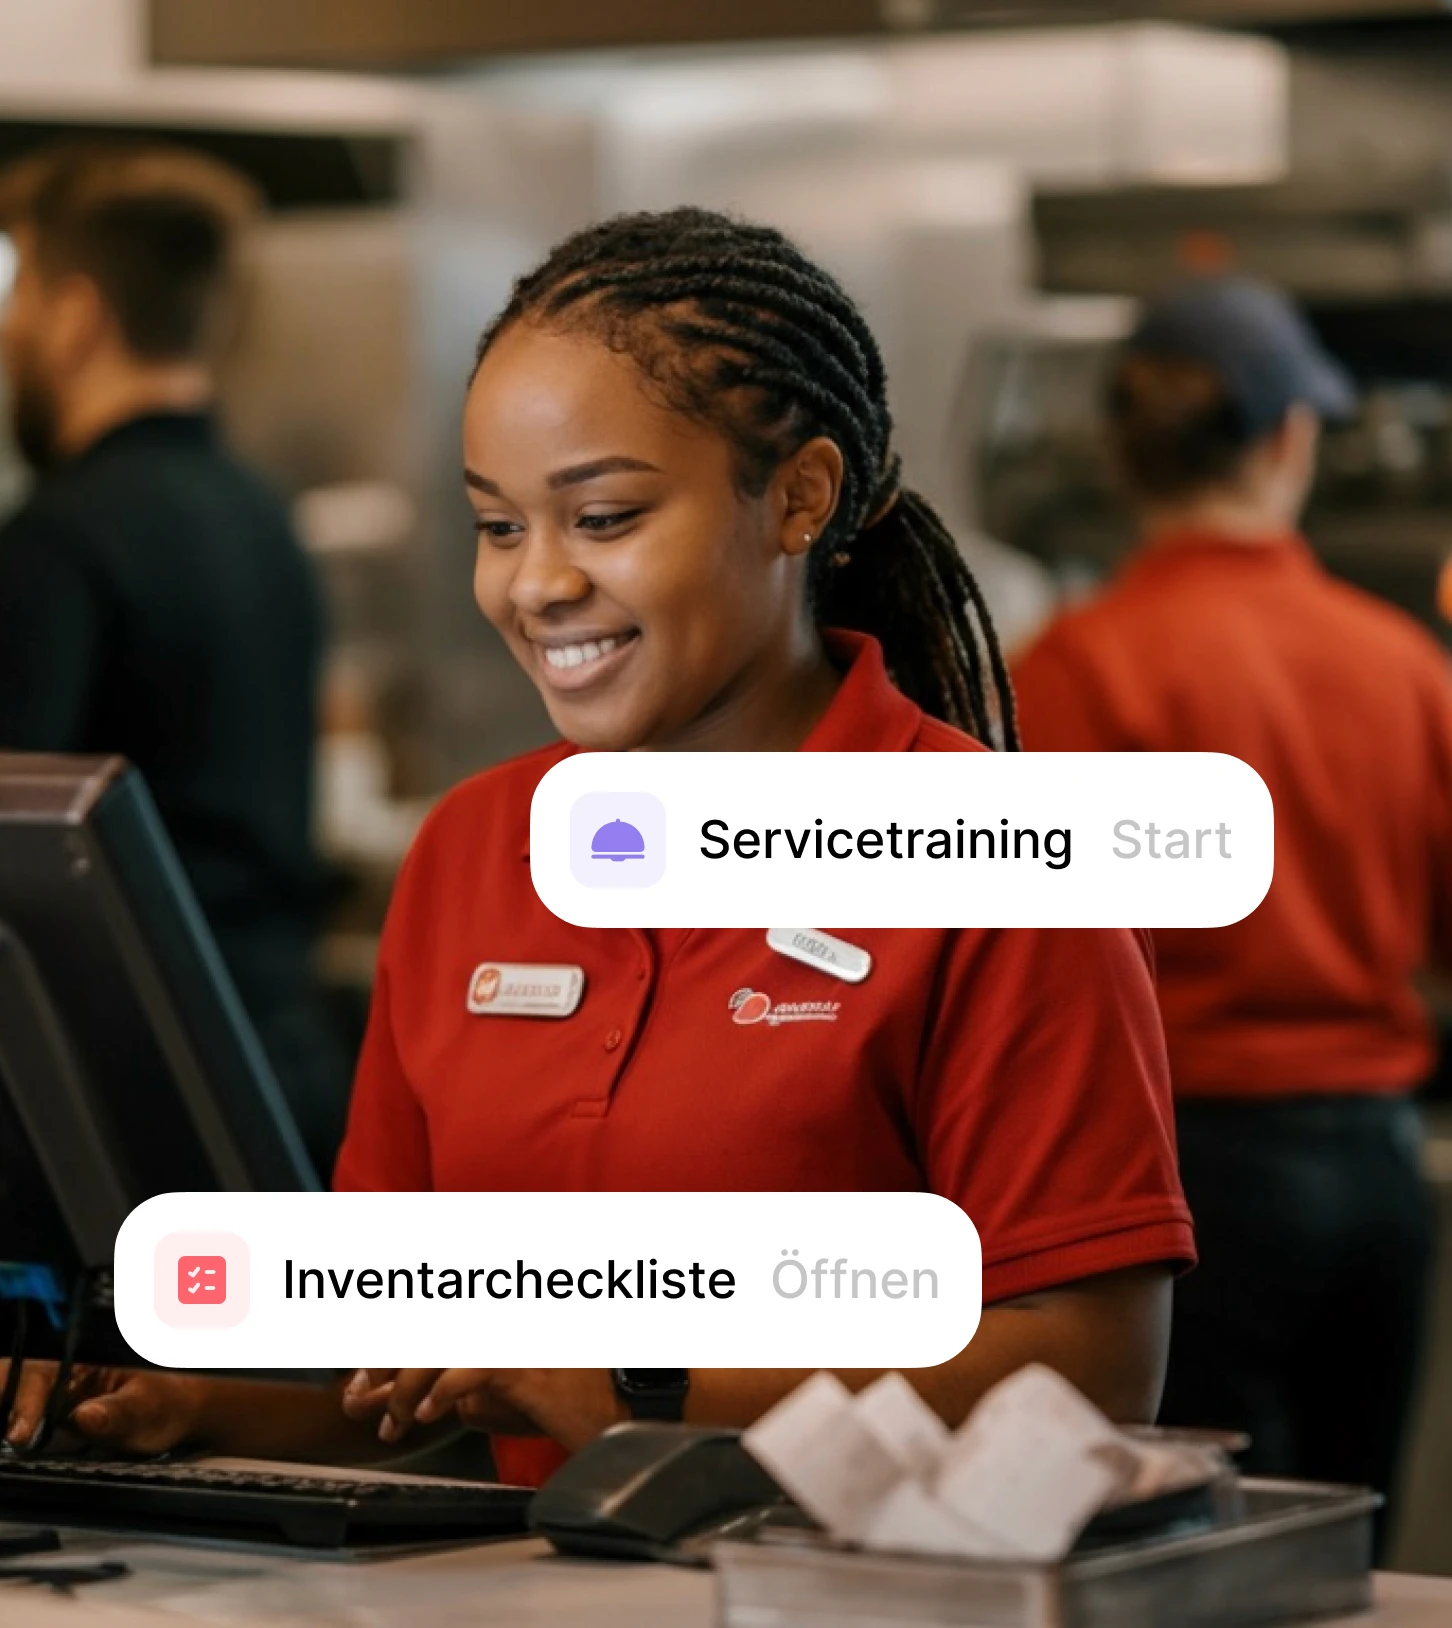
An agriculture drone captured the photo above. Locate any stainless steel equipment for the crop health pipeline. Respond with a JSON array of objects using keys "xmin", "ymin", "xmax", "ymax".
[{"xmin": 714, "ymin": 1480, "xmax": 1379, "ymax": 1628}]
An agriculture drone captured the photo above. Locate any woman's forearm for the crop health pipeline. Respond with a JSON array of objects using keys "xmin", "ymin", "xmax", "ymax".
[
  {"xmin": 686, "ymin": 1265, "xmax": 1172, "ymax": 1431},
  {"xmin": 191, "ymin": 1376, "xmax": 453, "ymax": 1463}
]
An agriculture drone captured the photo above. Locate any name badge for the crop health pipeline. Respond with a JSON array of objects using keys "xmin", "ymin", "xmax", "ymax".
[
  {"xmin": 467, "ymin": 962, "xmax": 585, "ymax": 1018},
  {"xmin": 765, "ymin": 929, "xmax": 872, "ymax": 985}
]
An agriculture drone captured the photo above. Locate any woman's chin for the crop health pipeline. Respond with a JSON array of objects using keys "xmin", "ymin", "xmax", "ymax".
[{"xmin": 544, "ymin": 693, "xmax": 653, "ymax": 753}]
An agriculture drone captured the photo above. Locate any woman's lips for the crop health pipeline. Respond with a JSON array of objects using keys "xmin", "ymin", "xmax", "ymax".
[{"xmin": 533, "ymin": 630, "xmax": 640, "ymax": 693}]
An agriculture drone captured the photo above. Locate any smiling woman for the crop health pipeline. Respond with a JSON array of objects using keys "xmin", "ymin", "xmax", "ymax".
[
  {"xmin": 4, "ymin": 210, "xmax": 1193, "ymax": 1493},
  {"xmin": 463, "ymin": 328, "xmax": 822, "ymax": 749}
]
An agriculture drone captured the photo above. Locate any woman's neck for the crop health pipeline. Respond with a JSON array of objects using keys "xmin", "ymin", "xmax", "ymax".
[{"xmin": 651, "ymin": 625, "xmax": 841, "ymax": 753}]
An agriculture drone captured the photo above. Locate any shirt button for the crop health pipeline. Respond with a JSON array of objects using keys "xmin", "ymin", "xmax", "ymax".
[
  {"xmin": 636, "ymin": 964, "xmax": 648, "ymax": 981},
  {"xmin": 604, "ymin": 1028, "xmax": 623, "ymax": 1052}
]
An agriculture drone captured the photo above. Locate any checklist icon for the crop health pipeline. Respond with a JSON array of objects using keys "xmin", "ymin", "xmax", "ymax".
[
  {"xmin": 178, "ymin": 1255, "xmax": 227, "ymax": 1303},
  {"xmin": 156, "ymin": 1232, "xmax": 250, "ymax": 1328}
]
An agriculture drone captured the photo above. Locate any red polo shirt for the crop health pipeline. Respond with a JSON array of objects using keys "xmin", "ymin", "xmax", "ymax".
[
  {"xmin": 1013, "ymin": 533, "xmax": 1452, "ymax": 1099},
  {"xmin": 335, "ymin": 632, "xmax": 1193, "ymax": 1481}
]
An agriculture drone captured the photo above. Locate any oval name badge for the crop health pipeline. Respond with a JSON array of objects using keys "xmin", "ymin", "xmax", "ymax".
[
  {"xmin": 467, "ymin": 962, "xmax": 585, "ymax": 1018},
  {"xmin": 765, "ymin": 928, "xmax": 872, "ymax": 985}
]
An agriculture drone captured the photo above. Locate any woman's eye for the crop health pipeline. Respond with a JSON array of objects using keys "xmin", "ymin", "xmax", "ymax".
[
  {"xmin": 577, "ymin": 508, "xmax": 645, "ymax": 533},
  {"xmin": 474, "ymin": 519, "xmax": 524, "ymax": 542}
]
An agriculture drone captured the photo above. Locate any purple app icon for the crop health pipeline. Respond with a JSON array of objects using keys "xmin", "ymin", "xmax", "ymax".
[
  {"xmin": 592, "ymin": 819, "xmax": 646, "ymax": 862},
  {"xmin": 571, "ymin": 794, "xmax": 665, "ymax": 888}
]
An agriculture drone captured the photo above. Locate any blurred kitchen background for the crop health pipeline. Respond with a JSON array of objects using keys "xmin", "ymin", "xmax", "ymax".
[{"xmin": 2, "ymin": 0, "xmax": 1452, "ymax": 1567}]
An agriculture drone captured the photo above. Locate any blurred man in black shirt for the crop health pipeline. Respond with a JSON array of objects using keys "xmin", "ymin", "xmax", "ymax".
[{"xmin": 0, "ymin": 144, "xmax": 346, "ymax": 1171}]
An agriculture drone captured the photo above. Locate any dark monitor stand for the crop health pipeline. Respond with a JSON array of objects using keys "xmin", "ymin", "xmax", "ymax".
[{"xmin": 0, "ymin": 754, "xmax": 320, "ymax": 1445}]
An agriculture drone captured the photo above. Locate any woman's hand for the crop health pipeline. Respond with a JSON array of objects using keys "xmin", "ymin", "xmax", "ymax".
[
  {"xmin": 341, "ymin": 1368, "xmax": 625, "ymax": 1451},
  {"xmin": 3, "ymin": 1362, "xmax": 208, "ymax": 1455}
]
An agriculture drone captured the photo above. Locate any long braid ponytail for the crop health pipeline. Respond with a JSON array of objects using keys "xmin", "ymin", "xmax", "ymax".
[{"xmin": 476, "ymin": 207, "xmax": 1019, "ymax": 750}]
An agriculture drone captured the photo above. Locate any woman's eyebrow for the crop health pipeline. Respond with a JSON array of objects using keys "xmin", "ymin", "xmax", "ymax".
[
  {"xmin": 547, "ymin": 456, "xmax": 662, "ymax": 490},
  {"xmin": 463, "ymin": 456, "xmax": 662, "ymax": 497}
]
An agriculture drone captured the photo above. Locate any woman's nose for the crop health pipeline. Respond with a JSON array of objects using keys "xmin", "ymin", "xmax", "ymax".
[{"xmin": 507, "ymin": 529, "xmax": 590, "ymax": 616}]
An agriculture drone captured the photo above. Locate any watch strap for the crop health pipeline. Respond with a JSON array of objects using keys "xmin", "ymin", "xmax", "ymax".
[{"xmin": 612, "ymin": 1368, "xmax": 689, "ymax": 1422}]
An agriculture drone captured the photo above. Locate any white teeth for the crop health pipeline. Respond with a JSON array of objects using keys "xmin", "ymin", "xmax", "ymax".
[{"xmin": 542, "ymin": 635, "xmax": 628, "ymax": 671}]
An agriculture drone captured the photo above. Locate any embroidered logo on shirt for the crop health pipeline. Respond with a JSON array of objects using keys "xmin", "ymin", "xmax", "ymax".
[{"xmin": 728, "ymin": 987, "xmax": 840, "ymax": 1027}]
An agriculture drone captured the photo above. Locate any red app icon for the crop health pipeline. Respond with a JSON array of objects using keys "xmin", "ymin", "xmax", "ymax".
[{"xmin": 177, "ymin": 1255, "xmax": 227, "ymax": 1304}]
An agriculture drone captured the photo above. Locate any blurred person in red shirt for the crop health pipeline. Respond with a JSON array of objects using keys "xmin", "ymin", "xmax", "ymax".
[{"xmin": 1014, "ymin": 277, "xmax": 1452, "ymax": 1523}]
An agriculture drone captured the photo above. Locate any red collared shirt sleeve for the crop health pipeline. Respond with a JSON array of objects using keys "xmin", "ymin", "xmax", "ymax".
[{"xmin": 915, "ymin": 927, "xmax": 1193, "ymax": 1302}]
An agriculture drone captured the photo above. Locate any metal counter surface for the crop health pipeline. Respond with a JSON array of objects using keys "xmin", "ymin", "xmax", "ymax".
[{"xmin": 2, "ymin": 1530, "xmax": 1451, "ymax": 1627}]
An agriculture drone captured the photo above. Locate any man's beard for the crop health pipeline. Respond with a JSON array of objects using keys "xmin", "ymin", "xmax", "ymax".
[{"xmin": 7, "ymin": 359, "xmax": 62, "ymax": 474}]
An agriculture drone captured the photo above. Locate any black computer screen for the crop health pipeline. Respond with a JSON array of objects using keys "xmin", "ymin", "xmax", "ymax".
[{"xmin": 0, "ymin": 754, "xmax": 319, "ymax": 1281}]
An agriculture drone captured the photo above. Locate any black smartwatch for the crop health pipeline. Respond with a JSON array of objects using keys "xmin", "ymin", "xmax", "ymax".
[{"xmin": 612, "ymin": 1369, "xmax": 690, "ymax": 1422}]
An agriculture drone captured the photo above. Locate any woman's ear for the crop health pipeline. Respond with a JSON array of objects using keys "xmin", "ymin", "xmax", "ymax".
[{"xmin": 776, "ymin": 436, "xmax": 844, "ymax": 558}]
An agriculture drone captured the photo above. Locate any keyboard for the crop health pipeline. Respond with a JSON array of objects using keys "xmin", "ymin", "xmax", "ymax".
[{"xmin": 0, "ymin": 1454, "xmax": 534, "ymax": 1549}]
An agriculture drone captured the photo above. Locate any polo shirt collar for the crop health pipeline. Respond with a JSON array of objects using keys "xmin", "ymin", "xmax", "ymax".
[{"xmin": 803, "ymin": 630, "xmax": 922, "ymax": 753}]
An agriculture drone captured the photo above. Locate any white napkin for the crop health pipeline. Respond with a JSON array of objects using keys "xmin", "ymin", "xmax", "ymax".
[
  {"xmin": 743, "ymin": 1364, "xmax": 1225, "ymax": 1563},
  {"xmin": 932, "ymin": 1367, "xmax": 1133, "ymax": 1561},
  {"xmin": 741, "ymin": 1370, "xmax": 904, "ymax": 1542}
]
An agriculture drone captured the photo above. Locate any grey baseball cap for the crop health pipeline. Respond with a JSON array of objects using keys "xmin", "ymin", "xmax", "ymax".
[{"xmin": 1126, "ymin": 276, "xmax": 1358, "ymax": 437}]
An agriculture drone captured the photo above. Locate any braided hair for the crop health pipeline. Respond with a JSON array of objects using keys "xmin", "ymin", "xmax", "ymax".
[{"xmin": 474, "ymin": 207, "xmax": 1019, "ymax": 750}]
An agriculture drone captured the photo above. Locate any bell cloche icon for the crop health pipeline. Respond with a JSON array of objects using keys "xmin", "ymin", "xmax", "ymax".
[
  {"xmin": 571, "ymin": 792, "xmax": 664, "ymax": 889},
  {"xmin": 591, "ymin": 818, "xmax": 646, "ymax": 863}
]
